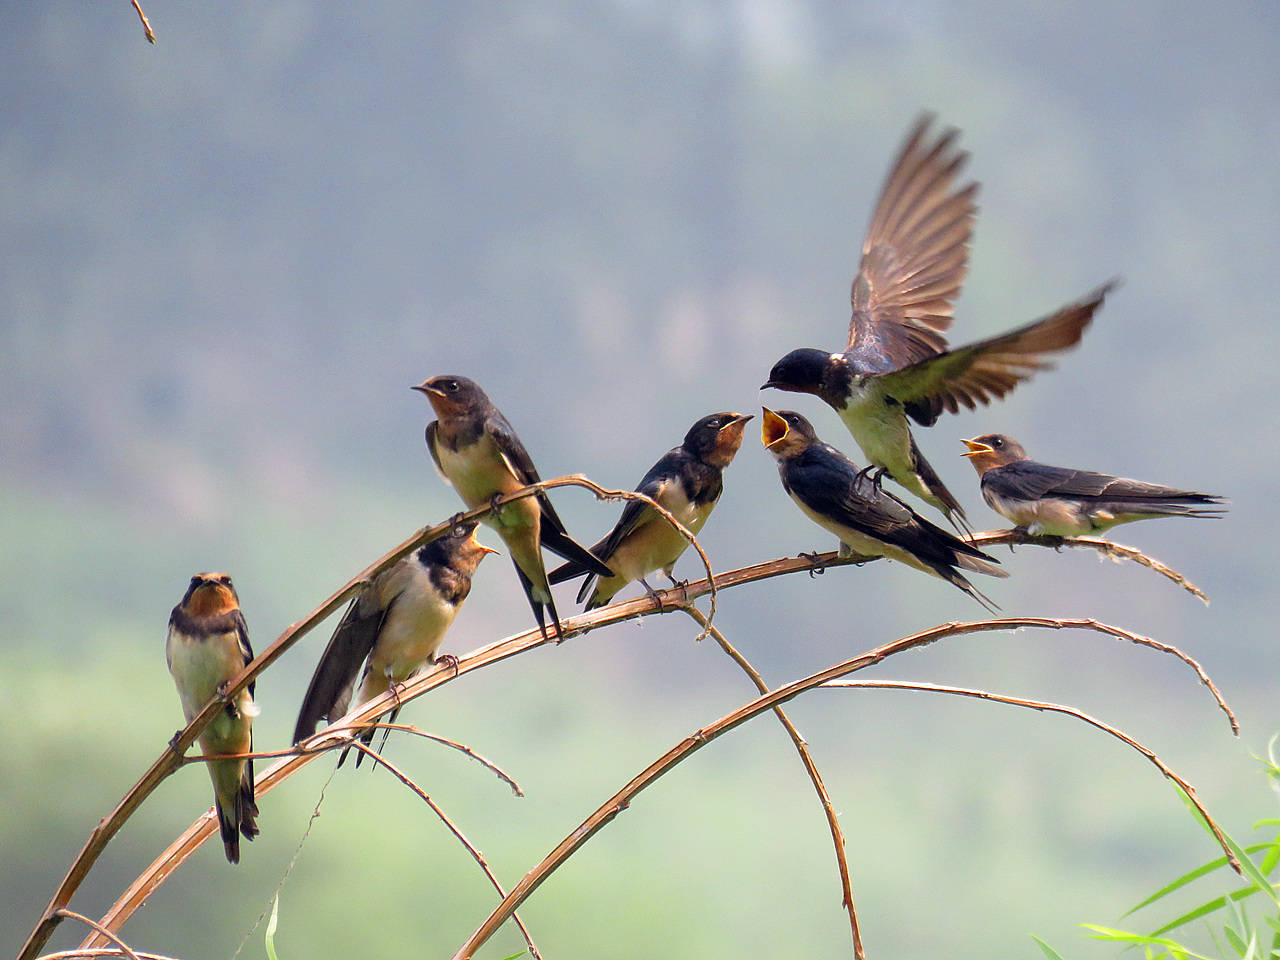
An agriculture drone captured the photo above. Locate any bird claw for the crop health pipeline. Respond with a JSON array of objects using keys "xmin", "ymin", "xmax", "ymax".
[
  {"xmin": 436, "ymin": 654, "xmax": 460, "ymax": 677},
  {"xmin": 640, "ymin": 578, "xmax": 667, "ymax": 612},
  {"xmin": 448, "ymin": 511, "xmax": 469, "ymax": 536},
  {"xmin": 798, "ymin": 551, "xmax": 827, "ymax": 577},
  {"xmin": 169, "ymin": 730, "xmax": 186, "ymax": 754}
]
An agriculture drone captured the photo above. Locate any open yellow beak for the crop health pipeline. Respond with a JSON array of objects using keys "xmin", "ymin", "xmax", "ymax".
[
  {"xmin": 469, "ymin": 533, "xmax": 501, "ymax": 557},
  {"xmin": 761, "ymin": 408, "xmax": 789, "ymax": 448},
  {"xmin": 961, "ymin": 438, "xmax": 994, "ymax": 458}
]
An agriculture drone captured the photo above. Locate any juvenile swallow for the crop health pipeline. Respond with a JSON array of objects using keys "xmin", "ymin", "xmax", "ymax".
[
  {"xmin": 961, "ymin": 434, "xmax": 1228, "ymax": 537},
  {"xmin": 762, "ymin": 408, "xmax": 1007, "ymax": 609},
  {"xmin": 413, "ymin": 375, "xmax": 614, "ymax": 641},
  {"xmin": 761, "ymin": 114, "xmax": 1115, "ymax": 530},
  {"xmin": 292, "ymin": 523, "xmax": 498, "ymax": 763},
  {"xmin": 548, "ymin": 412, "xmax": 753, "ymax": 609},
  {"xmin": 166, "ymin": 572, "xmax": 260, "ymax": 864}
]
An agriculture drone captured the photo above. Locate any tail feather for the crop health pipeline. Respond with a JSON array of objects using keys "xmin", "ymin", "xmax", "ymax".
[
  {"xmin": 540, "ymin": 526, "xmax": 614, "ymax": 578},
  {"xmin": 514, "ymin": 563, "xmax": 563, "ymax": 642},
  {"xmin": 909, "ymin": 434, "xmax": 971, "ymax": 535},
  {"xmin": 941, "ymin": 568, "xmax": 1000, "ymax": 613},
  {"xmin": 216, "ymin": 762, "xmax": 259, "ymax": 864}
]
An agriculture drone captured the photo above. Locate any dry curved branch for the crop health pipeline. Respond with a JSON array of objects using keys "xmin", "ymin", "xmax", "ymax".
[
  {"xmin": 49, "ymin": 911, "xmax": 143, "ymax": 960},
  {"xmin": 971, "ymin": 529, "xmax": 1210, "ymax": 604},
  {"xmin": 345, "ymin": 741, "xmax": 543, "ymax": 960},
  {"xmin": 129, "ymin": 0, "xmax": 155, "ymax": 43},
  {"xmin": 447, "ymin": 617, "xmax": 1240, "ymax": 959},
  {"xmin": 680, "ymin": 606, "xmax": 863, "ymax": 957},
  {"xmin": 36, "ymin": 952, "xmax": 179, "ymax": 960},
  {"xmin": 185, "ymin": 721, "xmax": 526, "ymax": 797}
]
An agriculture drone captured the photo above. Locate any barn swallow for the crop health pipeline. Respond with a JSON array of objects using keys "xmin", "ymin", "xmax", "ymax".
[
  {"xmin": 760, "ymin": 114, "xmax": 1115, "ymax": 531},
  {"xmin": 413, "ymin": 375, "xmax": 614, "ymax": 642},
  {"xmin": 166, "ymin": 572, "xmax": 260, "ymax": 864},
  {"xmin": 292, "ymin": 523, "xmax": 498, "ymax": 764},
  {"xmin": 961, "ymin": 434, "xmax": 1228, "ymax": 537},
  {"xmin": 762, "ymin": 408, "xmax": 1007, "ymax": 609},
  {"xmin": 548, "ymin": 412, "xmax": 753, "ymax": 609}
]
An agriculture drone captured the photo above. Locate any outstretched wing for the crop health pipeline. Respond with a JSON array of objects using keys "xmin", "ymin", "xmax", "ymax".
[
  {"xmin": 875, "ymin": 281, "xmax": 1115, "ymax": 426},
  {"xmin": 846, "ymin": 114, "xmax": 978, "ymax": 373}
]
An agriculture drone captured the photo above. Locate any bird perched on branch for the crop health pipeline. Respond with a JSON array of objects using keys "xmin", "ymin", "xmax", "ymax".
[
  {"xmin": 961, "ymin": 434, "xmax": 1228, "ymax": 537},
  {"xmin": 549, "ymin": 412, "xmax": 753, "ymax": 609},
  {"xmin": 762, "ymin": 408, "xmax": 1007, "ymax": 610},
  {"xmin": 761, "ymin": 113, "xmax": 1115, "ymax": 531},
  {"xmin": 292, "ymin": 523, "xmax": 499, "ymax": 763},
  {"xmin": 413, "ymin": 375, "xmax": 613, "ymax": 641},
  {"xmin": 166, "ymin": 572, "xmax": 260, "ymax": 864}
]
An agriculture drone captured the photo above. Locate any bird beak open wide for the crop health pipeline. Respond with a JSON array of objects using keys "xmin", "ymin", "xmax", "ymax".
[
  {"xmin": 469, "ymin": 532, "xmax": 502, "ymax": 557},
  {"xmin": 761, "ymin": 408, "xmax": 789, "ymax": 449},
  {"xmin": 961, "ymin": 438, "xmax": 994, "ymax": 458}
]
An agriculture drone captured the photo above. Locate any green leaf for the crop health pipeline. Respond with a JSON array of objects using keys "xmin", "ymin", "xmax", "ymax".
[
  {"xmin": 1150, "ymin": 885, "xmax": 1264, "ymax": 936},
  {"xmin": 1127, "ymin": 844, "xmax": 1276, "ymax": 916},
  {"xmin": 1030, "ymin": 935, "xmax": 1066, "ymax": 959},
  {"xmin": 1083, "ymin": 924, "xmax": 1212, "ymax": 959},
  {"xmin": 265, "ymin": 895, "xmax": 281, "ymax": 960}
]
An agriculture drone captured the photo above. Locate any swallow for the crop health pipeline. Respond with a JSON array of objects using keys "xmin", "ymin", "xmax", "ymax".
[
  {"xmin": 761, "ymin": 114, "xmax": 1115, "ymax": 531},
  {"xmin": 292, "ymin": 523, "xmax": 498, "ymax": 764},
  {"xmin": 762, "ymin": 408, "xmax": 1007, "ymax": 609},
  {"xmin": 961, "ymin": 434, "xmax": 1228, "ymax": 537},
  {"xmin": 413, "ymin": 375, "xmax": 614, "ymax": 641},
  {"xmin": 548, "ymin": 412, "xmax": 753, "ymax": 609},
  {"xmin": 166, "ymin": 572, "xmax": 260, "ymax": 864}
]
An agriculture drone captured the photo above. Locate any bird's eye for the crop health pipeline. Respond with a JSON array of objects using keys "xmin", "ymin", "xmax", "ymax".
[
  {"xmin": 708, "ymin": 419, "xmax": 720, "ymax": 427},
  {"xmin": 446, "ymin": 380, "xmax": 459, "ymax": 392},
  {"xmin": 991, "ymin": 437, "xmax": 1003, "ymax": 448}
]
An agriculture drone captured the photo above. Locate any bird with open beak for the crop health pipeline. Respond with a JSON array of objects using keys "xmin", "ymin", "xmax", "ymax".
[
  {"xmin": 550, "ymin": 412, "xmax": 753, "ymax": 608},
  {"xmin": 413, "ymin": 375, "xmax": 614, "ymax": 642},
  {"xmin": 762, "ymin": 408, "xmax": 1007, "ymax": 610},
  {"xmin": 761, "ymin": 113, "xmax": 1115, "ymax": 533},
  {"xmin": 166, "ymin": 572, "xmax": 260, "ymax": 863},
  {"xmin": 293, "ymin": 522, "xmax": 499, "ymax": 763},
  {"xmin": 961, "ymin": 434, "xmax": 1227, "ymax": 537}
]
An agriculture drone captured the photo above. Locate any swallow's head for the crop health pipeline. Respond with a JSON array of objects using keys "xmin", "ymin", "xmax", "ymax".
[
  {"xmin": 762, "ymin": 348, "xmax": 832, "ymax": 396},
  {"xmin": 961, "ymin": 434, "xmax": 1026, "ymax": 473},
  {"xmin": 761, "ymin": 408, "xmax": 815, "ymax": 459},
  {"xmin": 685, "ymin": 412, "xmax": 754, "ymax": 467},
  {"xmin": 182, "ymin": 572, "xmax": 240, "ymax": 616},
  {"xmin": 420, "ymin": 521, "xmax": 501, "ymax": 573},
  {"xmin": 411, "ymin": 375, "xmax": 488, "ymax": 418}
]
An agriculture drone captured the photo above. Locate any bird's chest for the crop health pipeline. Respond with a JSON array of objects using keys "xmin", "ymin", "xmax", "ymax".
[
  {"xmin": 166, "ymin": 629, "xmax": 246, "ymax": 723},
  {"xmin": 373, "ymin": 579, "xmax": 459, "ymax": 680},
  {"xmin": 836, "ymin": 385, "xmax": 912, "ymax": 473},
  {"xmin": 435, "ymin": 434, "xmax": 524, "ymax": 507}
]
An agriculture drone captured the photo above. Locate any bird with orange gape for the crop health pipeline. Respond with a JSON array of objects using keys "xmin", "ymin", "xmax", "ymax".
[{"xmin": 164, "ymin": 114, "xmax": 1226, "ymax": 864}]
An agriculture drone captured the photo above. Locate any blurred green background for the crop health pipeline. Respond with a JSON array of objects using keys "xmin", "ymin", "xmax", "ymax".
[{"xmin": 2, "ymin": 2, "xmax": 1277, "ymax": 957}]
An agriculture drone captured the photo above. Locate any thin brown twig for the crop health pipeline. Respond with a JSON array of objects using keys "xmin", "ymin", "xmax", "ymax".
[
  {"xmin": 344, "ymin": 740, "xmax": 543, "ymax": 960},
  {"xmin": 447, "ymin": 617, "xmax": 1240, "ymax": 960},
  {"xmin": 22, "ymin": 474, "xmax": 686, "ymax": 960},
  {"xmin": 971, "ymin": 529, "xmax": 1210, "ymax": 605},
  {"xmin": 76, "ymin": 534, "xmax": 1225, "ymax": 950},
  {"xmin": 822, "ymin": 678, "xmax": 1221, "ymax": 832},
  {"xmin": 183, "ymin": 721, "xmax": 525, "ymax": 796},
  {"xmin": 129, "ymin": 0, "xmax": 155, "ymax": 43},
  {"xmin": 37, "ymin": 952, "xmax": 180, "ymax": 960},
  {"xmin": 51, "ymin": 911, "xmax": 143, "ymax": 960},
  {"xmin": 680, "ymin": 606, "xmax": 863, "ymax": 959}
]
